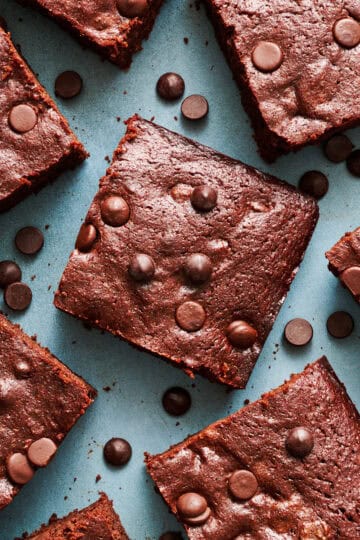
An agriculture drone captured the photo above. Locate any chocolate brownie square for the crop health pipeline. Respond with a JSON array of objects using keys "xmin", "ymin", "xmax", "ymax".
[
  {"xmin": 146, "ymin": 357, "xmax": 360, "ymax": 539},
  {"xmin": 26, "ymin": 493, "xmax": 129, "ymax": 539},
  {"xmin": 203, "ymin": 0, "xmax": 360, "ymax": 161},
  {"xmin": 19, "ymin": 0, "xmax": 164, "ymax": 68},
  {"xmin": 326, "ymin": 226, "xmax": 360, "ymax": 303},
  {"xmin": 55, "ymin": 115, "xmax": 318, "ymax": 388},
  {"xmin": 0, "ymin": 25, "xmax": 87, "ymax": 212},
  {"xmin": 0, "ymin": 313, "xmax": 95, "ymax": 509}
]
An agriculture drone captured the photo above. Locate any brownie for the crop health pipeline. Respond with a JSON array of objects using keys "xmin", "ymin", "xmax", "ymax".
[
  {"xmin": 203, "ymin": 0, "xmax": 360, "ymax": 162},
  {"xmin": 19, "ymin": 0, "xmax": 164, "ymax": 69},
  {"xmin": 146, "ymin": 357, "xmax": 360, "ymax": 539},
  {"xmin": 25, "ymin": 493, "xmax": 129, "ymax": 539},
  {"xmin": 0, "ymin": 313, "xmax": 95, "ymax": 509},
  {"xmin": 55, "ymin": 115, "xmax": 318, "ymax": 388},
  {"xmin": 0, "ymin": 25, "xmax": 87, "ymax": 212},
  {"xmin": 326, "ymin": 226, "xmax": 360, "ymax": 303}
]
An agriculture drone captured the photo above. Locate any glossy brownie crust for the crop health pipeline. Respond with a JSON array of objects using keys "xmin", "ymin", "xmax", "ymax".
[
  {"xmin": 0, "ymin": 26, "xmax": 87, "ymax": 212},
  {"xmin": 0, "ymin": 313, "xmax": 95, "ymax": 509},
  {"xmin": 19, "ymin": 0, "xmax": 164, "ymax": 68},
  {"xmin": 55, "ymin": 115, "xmax": 318, "ymax": 388},
  {"xmin": 326, "ymin": 226, "xmax": 360, "ymax": 303},
  {"xmin": 26, "ymin": 493, "xmax": 128, "ymax": 539},
  {"xmin": 203, "ymin": 0, "xmax": 360, "ymax": 162},
  {"xmin": 146, "ymin": 357, "xmax": 360, "ymax": 539}
]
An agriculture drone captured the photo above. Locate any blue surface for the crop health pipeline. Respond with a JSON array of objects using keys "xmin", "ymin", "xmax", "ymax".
[{"xmin": 0, "ymin": 2, "xmax": 359, "ymax": 539}]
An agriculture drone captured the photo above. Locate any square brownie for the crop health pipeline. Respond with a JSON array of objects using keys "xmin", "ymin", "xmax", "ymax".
[
  {"xmin": 55, "ymin": 115, "xmax": 318, "ymax": 388},
  {"xmin": 0, "ymin": 313, "xmax": 95, "ymax": 509},
  {"xmin": 203, "ymin": 0, "xmax": 360, "ymax": 161},
  {"xmin": 146, "ymin": 357, "xmax": 360, "ymax": 539},
  {"xmin": 326, "ymin": 226, "xmax": 360, "ymax": 303},
  {"xmin": 0, "ymin": 25, "xmax": 87, "ymax": 212},
  {"xmin": 19, "ymin": 0, "xmax": 164, "ymax": 68},
  {"xmin": 26, "ymin": 493, "xmax": 129, "ymax": 539}
]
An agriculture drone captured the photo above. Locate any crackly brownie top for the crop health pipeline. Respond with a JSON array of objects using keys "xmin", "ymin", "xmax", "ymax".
[
  {"xmin": 326, "ymin": 226, "xmax": 360, "ymax": 302},
  {"xmin": 146, "ymin": 358, "xmax": 360, "ymax": 540},
  {"xmin": 0, "ymin": 26, "xmax": 85, "ymax": 202},
  {"xmin": 206, "ymin": 0, "xmax": 360, "ymax": 146},
  {"xmin": 0, "ymin": 314, "xmax": 94, "ymax": 509}
]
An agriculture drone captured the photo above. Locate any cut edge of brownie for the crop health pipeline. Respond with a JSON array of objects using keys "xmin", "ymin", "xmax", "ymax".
[{"xmin": 325, "ymin": 226, "xmax": 360, "ymax": 302}]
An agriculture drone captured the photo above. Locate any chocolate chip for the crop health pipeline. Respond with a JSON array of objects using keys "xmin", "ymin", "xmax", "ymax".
[
  {"xmin": 184, "ymin": 254, "xmax": 212, "ymax": 283},
  {"xmin": 162, "ymin": 387, "xmax": 191, "ymax": 416},
  {"xmin": 176, "ymin": 493, "xmax": 210, "ymax": 525},
  {"xmin": 284, "ymin": 318, "xmax": 313, "ymax": 346},
  {"xmin": 14, "ymin": 359, "xmax": 32, "ymax": 378},
  {"xmin": 347, "ymin": 149, "xmax": 360, "ymax": 177},
  {"xmin": 333, "ymin": 17, "xmax": 360, "ymax": 48},
  {"xmin": 55, "ymin": 71, "xmax": 83, "ymax": 99},
  {"xmin": 324, "ymin": 134, "xmax": 353, "ymax": 163},
  {"xmin": 4, "ymin": 282, "xmax": 32, "ymax": 311},
  {"xmin": 159, "ymin": 533, "xmax": 183, "ymax": 540},
  {"xmin": 9, "ymin": 104, "xmax": 37, "ymax": 133},
  {"xmin": 251, "ymin": 41, "xmax": 283, "ymax": 72},
  {"xmin": 101, "ymin": 196, "xmax": 130, "ymax": 226},
  {"xmin": 103, "ymin": 438, "xmax": 132, "ymax": 466},
  {"xmin": 75, "ymin": 223, "xmax": 97, "ymax": 252},
  {"xmin": 286, "ymin": 427, "xmax": 314, "ymax": 458},
  {"xmin": 176, "ymin": 301, "xmax": 206, "ymax": 332},
  {"xmin": 6, "ymin": 453, "xmax": 34, "ymax": 484},
  {"xmin": 128, "ymin": 253, "xmax": 155, "ymax": 281},
  {"xmin": 157, "ymin": 73, "xmax": 185, "ymax": 100},
  {"xmin": 27, "ymin": 438, "xmax": 57, "ymax": 467},
  {"xmin": 226, "ymin": 321, "xmax": 258, "ymax": 349},
  {"xmin": 181, "ymin": 95, "xmax": 209, "ymax": 121},
  {"xmin": 299, "ymin": 171, "xmax": 329, "ymax": 200},
  {"xmin": 326, "ymin": 311, "xmax": 354, "ymax": 338},
  {"xmin": 0, "ymin": 261, "xmax": 21, "ymax": 289},
  {"xmin": 15, "ymin": 227, "xmax": 44, "ymax": 255},
  {"xmin": 191, "ymin": 186, "xmax": 217, "ymax": 211},
  {"xmin": 228, "ymin": 470, "xmax": 258, "ymax": 500},
  {"xmin": 117, "ymin": 0, "xmax": 148, "ymax": 18},
  {"xmin": 341, "ymin": 266, "xmax": 360, "ymax": 298}
]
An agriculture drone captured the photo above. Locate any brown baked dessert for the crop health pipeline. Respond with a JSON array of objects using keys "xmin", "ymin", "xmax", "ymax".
[{"xmin": 326, "ymin": 226, "xmax": 360, "ymax": 303}]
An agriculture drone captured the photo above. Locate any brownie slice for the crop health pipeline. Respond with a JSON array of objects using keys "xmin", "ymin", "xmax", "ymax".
[
  {"xmin": 55, "ymin": 115, "xmax": 318, "ymax": 388},
  {"xmin": 0, "ymin": 313, "xmax": 95, "ymax": 509},
  {"xmin": 203, "ymin": 0, "xmax": 360, "ymax": 162},
  {"xmin": 326, "ymin": 226, "xmax": 360, "ymax": 303},
  {"xmin": 19, "ymin": 0, "xmax": 164, "ymax": 69},
  {"xmin": 0, "ymin": 25, "xmax": 87, "ymax": 212},
  {"xmin": 25, "ymin": 493, "xmax": 129, "ymax": 539},
  {"xmin": 146, "ymin": 357, "xmax": 360, "ymax": 539}
]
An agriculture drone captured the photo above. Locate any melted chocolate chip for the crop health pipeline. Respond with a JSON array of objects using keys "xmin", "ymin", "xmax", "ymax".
[
  {"xmin": 286, "ymin": 427, "xmax": 314, "ymax": 458},
  {"xmin": 128, "ymin": 253, "xmax": 155, "ymax": 281},
  {"xmin": 226, "ymin": 321, "xmax": 258, "ymax": 349},
  {"xmin": 4, "ymin": 282, "xmax": 32, "ymax": 311},
  {"xmin": 27, "ymin": 438, "xmax": 57, "ymax": 467},
  {"xmin": 103, "ymin": 438, "xmax": 132, "ymax": 466},
  {"xmin": 176, "ymin": 301, "xmax": 206, "ymax": 332},
  {"xmin": 181, "ymin": 95, "xmax": 209, "ymax": 121},
  {"xmin": 9, "ymin": 104, "xmax": 37, "ymax": 133},
  {"xmin": 176, "ymin": 493, "xmax": 210, "ymax": 525},
  {"xmin": 191, "ymin": 186, "xmax": 217, "ymax": 211},
  {"xmin": 184, "ymin": 254, "xmax": 212, "ymax": 283},
  {"xmin": 157, "ymin": 73, "xmax": 185, "ymax": 100},
  {"xmin": 251, "ymin": 41, "xmax": 283, "ymax": 72},
  {"xmin": 0, "ymin": 261, "xmax": 21, "ymax": 289},
  {"xmin": 341, "ymin": 266, "xmax": 360, "ymax": 297},
  {"xmin": 15, "ymin": 227, "xmax": 44, "ymax": 255},
  {"xmin": 229, "ymin": 470, "xmax": 258, "ymax": 500},
  {"xmin": 101, "ymin": 196, "xmax": 130, "ymax": 227},
  {"xmin": 76, "ymin": 224, "xmax": 97, "ymax": 252},
  {"xmin": 162, "ymin": 387, "xmax": 191, "ymax": 416}
]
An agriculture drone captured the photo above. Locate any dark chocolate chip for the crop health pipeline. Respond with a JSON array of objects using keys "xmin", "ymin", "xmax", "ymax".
[
  {"xmin": 159, "ymin": 533, "xmax": 183, "ymax": 540},
  {"xmin": 117, "ymin": 0, "xmax": 148, "ymax": 18},
  {"xmin": 27, "ymin": 438, "xmax": 57, "ymax": 467},
  {"xmin": 176, "ymin": 493, "xmax": 210, "ymax": 525},
  {"xmin": 4, "ymin": 282, "xmax": 32, "ymax": 311},
  {"xmin": 6, "ymin": 453, "xmax": 34, "ymax": 484},
  {"xmin": 75, "ymin": 223, "xmax": 97, "ymax": 252},
  {"xmin": 103, "ymin": 438, "xmax": 132, "ymax": 466},
  {"xmin": 55, "ymin": 71, "xmax": 83, "ymax": 99},
  {"xmin": 251, "ymin": 41, "xmax": 283, "ymax": 72},
  {"xmin": 347, "ymin": 149, "xmax": 360, "ymax": 177},
  {"xmin": 191, "ymin": 186, "xmax": 217, "ymax": 211},
  {"xmin": 157, "ymin": 73, "xmax": 185, "ymax": 101},
  {"xmin": 341, "ymin": 266, "xmax": 360, "ymax": 297},
  {"xmin": 176, "ymin": 301, "xmax": 206, "ymax": 332},
  {"xmin": 9, "ymin": 104, "xmax": 37, "ymax": 133},
  {"xmin": 162, "ymin": 387, "xmax": 191, "ymax": 416},
  {"xmin": 324, "ymin": 134, "xmax": 353, "ymax": 163},
  {"xmin": 226, "ymin": 321, "xmax": 258, "ymax": 349},
  {"xmin": 14, "ymin": 359, "xmax": 32, "ymax": 378},
  {"xmin": 326, "ymin": 311, "xmax": 354, "ymax": 338},
  {"xmin": 299, "ymin": 171, "xmax": 329, "ymax": 200},
  {"xmin": 228, "ymin": 470, "xmax": 258, "ymax": 500},
  {"xmin": 333, "ymin": 17, "xmax": 360, "ymax": 48},
  {"xmin": 128, "ymin": 253, "xmax": 155, "ymax": 281},
  {"xmin": 184, "ymin": 254, "xmax": 212, "ymax": 283},
  {"xmin": 0, "ymin": 261, "xmax": 21, "ymax": 289},
  {"xmin": 286, "ymin": 427, "xmax": 314, "ymax": 458},
  {"xmin": 181, "ymin": 95, "xmax": 209, "ymax": 121},
  {"xmin": 101, "ymin": 196, "xmax": 130, "ymax": 227},
  {"xmin": 284, "ymin": 318, "xmax": 313, "ymax": 346},
  {"xmin": 15, "ymin": 227, "xmax": 44, "ymax": 255}
]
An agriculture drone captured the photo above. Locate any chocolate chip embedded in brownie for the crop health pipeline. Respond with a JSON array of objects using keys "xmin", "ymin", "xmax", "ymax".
[
  {"xmin": 326, "ymin": 226, "xmax": 360, "ymax": 303},
  {"xmin": 203, "ymin": 0, "xmax": 360, "ymax": 162},
  {"xmin": 26, "ymin": 493, "xmax": 129, "ymax": 539},
  {"xmin": 146, "ymin": 357, "xmax": 360, "ymax": 539},
  {"xmin": 0, "ymin": 25, "xmax": 87, "ymax": 212},
  {"xmin": 18, "ymin": 0, "xmax": 164, "ymax": 68},
  {"xmin": 55, "ymin": 115, "xmax": 318, "ymax": 388},
  {"xmin": 0, "ymin": 313, "xmax": 95, "ymax": 509}
]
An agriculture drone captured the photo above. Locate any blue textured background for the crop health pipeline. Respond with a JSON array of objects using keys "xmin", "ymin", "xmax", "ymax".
[{"xmin": 0, "ymin": 2, "xmax": 359, "ymax": 539}]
